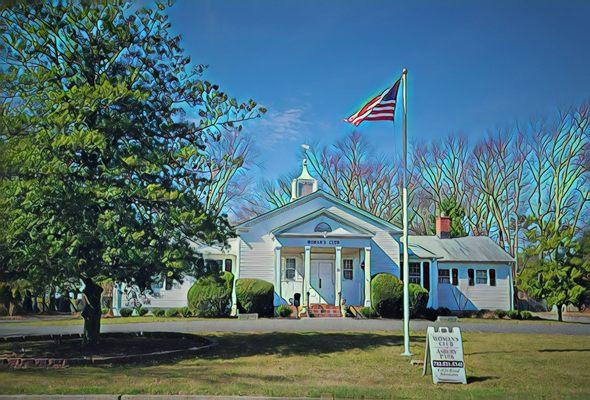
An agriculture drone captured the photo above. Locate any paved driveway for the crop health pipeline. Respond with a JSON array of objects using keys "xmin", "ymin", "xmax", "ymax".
[{"xmin": 1, "ymin": 318, "xmax": 590, "ymax": 337}]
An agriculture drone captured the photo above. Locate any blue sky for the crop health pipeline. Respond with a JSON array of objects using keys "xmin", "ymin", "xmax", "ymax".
[{"xmin": 166, "ymin": 0, "xmax": 590, "ymax": 180}]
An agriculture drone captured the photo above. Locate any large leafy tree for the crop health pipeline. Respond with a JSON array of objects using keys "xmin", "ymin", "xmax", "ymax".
[
  {"xmin": 518, "ymin": 223, "xmax": 590, "ymax": 321},
  {"xmin": 0, "ymin": 0, "xmax": 263, "ymax": 345}
]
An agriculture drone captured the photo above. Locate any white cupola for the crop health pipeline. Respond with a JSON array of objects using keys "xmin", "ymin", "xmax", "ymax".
[{"xmin": 291, "ymin": 158, "xmax": 318, "ymax": 200}]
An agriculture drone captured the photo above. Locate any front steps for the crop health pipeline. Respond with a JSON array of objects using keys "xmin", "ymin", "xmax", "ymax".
[{"xmin": 308, "ymin": 303, "xmax": 342, "ymax": 318}]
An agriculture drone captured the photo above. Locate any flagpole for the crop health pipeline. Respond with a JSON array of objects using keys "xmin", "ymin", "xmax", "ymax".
[{"xmin": 401, "ymin": 68, "xmax": 411, "ymax": 356}]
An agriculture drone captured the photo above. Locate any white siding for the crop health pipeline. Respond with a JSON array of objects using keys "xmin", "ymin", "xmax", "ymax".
[
  {"xmin": 238, "ymin": 195, "xmax": 400, "ymax": 285},
  {"xmin": 119, "ymin": 278, "xmax": 194, "ymax": 310},
  {"xmin": 436, "ymin": 263, "xmax": 511, "ymax": 311},
  {"xmin": 341, "ymin": 249, "xmax": 363, "ymax": 305}
]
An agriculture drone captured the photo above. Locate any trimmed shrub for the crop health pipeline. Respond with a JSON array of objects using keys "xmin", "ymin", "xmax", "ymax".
[
  {"xmin": 409, "ymin": 283, "xmax": 429, "ymax": 318},
  {"xmin": 152, "ymin": 308, "xmax": 165, "ymax": 317},
  {"xmin": 359, "ymin": 306, "xmax": 377, "ymax": 318},
  {"xmin": 138, "ymin": 308, "xmax": 149, "ymax": 316},
  {"xmin": 119, "ymin": 307, "xmax": 133, "ymax": 317},
  {"xmin": 165, "ymin": 308, "xmax": 179, "ymax": 317},
  {"xmin": 187, "ymin": 272, "xmax": 233, "ymax": 317},
  {"xmin": 180, "ymin": 306, "xmax": 192, "ymax": 317},
  {"xmin": 101, "ymin": 308, "xmax": 109, "ymax": 315},
  {"xmin": 370, "ymin": 273, "xmax": 403, "ymax": 318},
  {"xmin": 520, "ymin": 310, "xmax": 533, "ymax": 320},
  {"xmin": 277, "ymin": 304, "xmax": 293, "ymax": 318},
  {"xmin": 495, "ymin": 309, "xmax": 508, "ymax": 319},
  {"xmin": 507, "ymin": 310, "xmax": 521, "ymax": 320},
  {"xmin": 236, "ymin": 278, "xmax": 274, "ymax": 317}
]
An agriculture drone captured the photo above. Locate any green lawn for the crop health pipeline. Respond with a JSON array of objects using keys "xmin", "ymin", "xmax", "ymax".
[{"xmin": 0, "ymin": 331, "xmax": 588, "ymax": 399}]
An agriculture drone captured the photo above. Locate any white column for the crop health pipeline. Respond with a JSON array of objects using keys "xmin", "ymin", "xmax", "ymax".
[
  {"xmin": 231, "ymin": 238, "xmax": 241, "ymax": 316},
  {"xmin": 335, "ymin": 246, "xmax": 342, "ymax": 306},
  {"xmin": 274, "ymin": 245, "xmax": 282, "ymax": 306},
  {"xmin": 509, "ymin": 265, "xmax": 515, "ymax": 311},
  {"xmin": 364, "ymin": 246, "xmax": 372, "ymax": 307},
  {"xmin": 420, "ymin": 261, "xmax": 424, "ymax": 288},
  {"xmin": 112, "ymin": 282, "xmax": 119, "ymax": 312},
  {"xmin": 304, "ymin": 246, "xmax": 311, "ymax": 306},
  {"xmin": 430, "ymin": 259, "xmax": 438, "ymax": 309}
]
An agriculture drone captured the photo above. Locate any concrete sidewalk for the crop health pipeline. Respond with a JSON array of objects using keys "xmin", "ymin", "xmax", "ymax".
[{"xmin": 1, "ymin": 317, "xmax": 590, "ymax": 337}]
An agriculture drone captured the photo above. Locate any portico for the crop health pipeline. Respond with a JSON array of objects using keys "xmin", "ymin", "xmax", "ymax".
[{"xmin": 272, "ymin": 233, "xmax": 373, "ymax": 308}]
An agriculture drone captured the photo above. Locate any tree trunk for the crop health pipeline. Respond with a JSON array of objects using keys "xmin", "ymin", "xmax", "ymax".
[
  {"xmin": 81, "ymin": 278, "xmax": 103, "ymax": 347},
  {"xmin": 557, "ymin": 304, "xmax": 563, "ymax": 322}
]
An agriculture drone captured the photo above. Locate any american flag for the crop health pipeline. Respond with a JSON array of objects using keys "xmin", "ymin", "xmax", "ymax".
[{"xmin": 344, "ymin": 78, "xmax": 401, "ymax": 126}]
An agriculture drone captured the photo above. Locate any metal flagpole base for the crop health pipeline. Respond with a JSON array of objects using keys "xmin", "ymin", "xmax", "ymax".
[{"xmin": 401, "ymin": 351, "xmax": 413, "ymax": 357}]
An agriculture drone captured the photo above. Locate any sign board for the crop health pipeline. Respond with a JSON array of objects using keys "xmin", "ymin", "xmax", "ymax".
[
  {"xmin": 306, "ymin": 239, "xmax": 341, "ymax": 247},
  {"xmin": 422, "ymin": 326, "xmax": 467, "ymax": 384}
]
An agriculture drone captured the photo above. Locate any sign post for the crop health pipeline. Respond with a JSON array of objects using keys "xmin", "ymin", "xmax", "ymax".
[{"xmin": 423, "ymin": 326, "xmax": 467, "ymax": 384}]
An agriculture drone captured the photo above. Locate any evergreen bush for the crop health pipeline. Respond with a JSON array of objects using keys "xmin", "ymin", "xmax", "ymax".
[
  {"xmin": 277, "ymin": 304, "xmax": 293, "ymax": 318},
  {"xmin": 119, "ymin": 307, "xmax": 132, "ymax": 317},
  {"xmin": 152, "ymin": 308, "xmax": 165, "ymax": 317},
  {"xmin": 165, "ymin": 308, "xmax": 179, "ymax": 317},
  {"xmin": 187, "ymin": 272, "xmax": 233, "ymax": 317},
  {"xmin": 408, "ymin": 283, "xmax": 429, "ymax": 318},
  {"xmin": 236, "ymin": 278, "xmax": 274, "ymax": 317},
  {"xmin": 370, "ymin": 273, "xmax": 403, "ymax": 318}
]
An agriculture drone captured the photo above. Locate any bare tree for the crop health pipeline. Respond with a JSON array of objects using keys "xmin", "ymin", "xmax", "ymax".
[{"xmin": 305, "ymin": 132, "xmax": 400, "ymax": 223}]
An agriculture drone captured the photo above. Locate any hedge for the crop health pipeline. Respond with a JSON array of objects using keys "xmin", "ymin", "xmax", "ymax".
[
  {"xmin": 236, "ymin": 278, "xmax": 274, "ymax": 317},
  {"xmin": 370, "ymin": 273, "xmax": 403, "ymax": 318},
  {"xmin": 187, "ymin": 272, "xmax": 233, "ymax": 317},
  {"xmin": 165, "ymin": 307, "xmax": 179, "ymax": 317},
  {"xmin": 277, "ymin": 304, "xmax": 293, "ymax": 318},
  {"xmin": 119, "ymin": 307, "xmax": 132, "ymax": 317},
  {"xmin": 152, "ymin": 308, "xmax": 165, "ymax": 317},
  {"xmin": 409, "ymin": 283, "xmax": 429, "ymax": 318}
]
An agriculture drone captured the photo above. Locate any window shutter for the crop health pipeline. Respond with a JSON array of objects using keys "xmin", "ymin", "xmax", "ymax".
[
  {"xmin": 452, "ymin": 269, "xmax": 459, "ymax": 286},
  {"xmin": 489, "ymin": 269, "xmax": 496, "ymax": 286},
  {"xmin": 468, "ymin": 269, "xmax": 474, "ymax": 286},
  {"xmin": 422, "ymin": 262, "xmax": 430, "ymax": 291}
]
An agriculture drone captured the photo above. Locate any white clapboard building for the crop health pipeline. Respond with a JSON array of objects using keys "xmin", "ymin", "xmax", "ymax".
[{"xmin": 114, "ymin": 159, "xmax": 514, "ymax": 313}]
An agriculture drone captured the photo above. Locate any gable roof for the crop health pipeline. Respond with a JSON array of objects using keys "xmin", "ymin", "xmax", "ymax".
[
  {"xmin": 237, "ymin": 190, "xmax": 401, "ymax": 232},
  {"xmin": 271, "ymin": 208, "xmax": 376, "ymax": 237},
  {"xmin": 408, "ymin": 235, "xmax": 515, "ymax": 263}
]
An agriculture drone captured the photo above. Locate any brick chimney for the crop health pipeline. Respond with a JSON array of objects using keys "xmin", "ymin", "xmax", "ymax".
[{"xmin": 436, "ymin": 214, "xmax": 451, "ymax": 239}]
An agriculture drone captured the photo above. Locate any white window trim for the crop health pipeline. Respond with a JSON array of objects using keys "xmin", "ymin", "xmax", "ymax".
[
  {"xmin": 409, "ymin": 262, "xmax": 421, "ymax": 284},
  {"xmin": 476, "ymin": 269, "xmax": 488, "ymax": 285},
  {"xmin": 284, "ymin": 257, "xmax": 297, "ymax": 280},
  {"xmin": 438, "ymin": 269, "xmax": 451, "ymax": 284},
  {"xmin": 343, "ymin": 258, "xmax": 354, "ymax": 280}
]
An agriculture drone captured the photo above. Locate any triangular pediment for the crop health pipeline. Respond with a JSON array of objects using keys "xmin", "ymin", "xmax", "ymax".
[{"xmin": 272, "ymin": 208, "xmax": 375, "ymax": 237}]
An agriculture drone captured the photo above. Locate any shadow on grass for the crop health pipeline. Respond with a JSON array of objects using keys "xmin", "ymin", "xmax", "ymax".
[
  {"xmin": 468, "ymin": 376, "xmax": 497, "ymax": 383},
  {"xmin": 198, "ymin": 332, "xmax": 424, "ymax": 360},
  {"xmin": 539, "ymin": 348, "xmax": 590, "ymax": 353}
]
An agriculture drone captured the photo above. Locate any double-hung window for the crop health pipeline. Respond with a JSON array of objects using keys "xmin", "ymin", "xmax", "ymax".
[
  {"xmin": 476, "ymin": 269, "xmax": 488, "ymax": 285},
  {"xmin": 409, "ymin": 262, "xmax": 421, "ymax": 284},
  {"xmin": 343, "ymin": 259, "xmax": 354, "ymax": 280},
  {"xmin": 438, "ymin": 269, "xmax": 450, "ymax": 284},
  {"xmin": 285, "ymin": 258, "xmax": 296, "ymax": 280}
]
